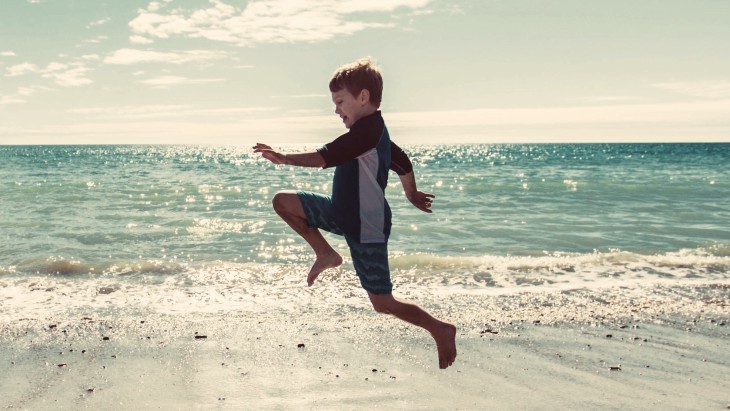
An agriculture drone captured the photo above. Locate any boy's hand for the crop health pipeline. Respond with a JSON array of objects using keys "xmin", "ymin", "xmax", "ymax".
[
  {"xmin": 406, "ymin": 191, "xmax": 435, "ymax": 213},
  {"xmin": 253, "ymin": 143, "xmax": 288, "ymax": 165}
]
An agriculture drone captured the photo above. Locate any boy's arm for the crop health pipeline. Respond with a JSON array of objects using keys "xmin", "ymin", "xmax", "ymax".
[
  {"xmin": 390, "ymin": 142, "xmax": 434, "ymax": 213},
  {"xmin": 253, "ymin": 143, "xmax": 325, "ymax": 168},
  {"xmin": 399, "ymin": 171, "xmax": 435, "ymax": 214}
]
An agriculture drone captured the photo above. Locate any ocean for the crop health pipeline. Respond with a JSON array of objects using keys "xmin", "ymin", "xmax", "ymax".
[{"xmin": 1, "ymin": 143, "xmax": 729, "ymax": 318}]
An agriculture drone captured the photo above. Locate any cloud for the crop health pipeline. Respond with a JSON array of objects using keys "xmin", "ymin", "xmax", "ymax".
[
  {"xmin": 44, "ymin": 66, "xmax": 93, "ymax": 87},
  {"xmin": 104, "ymin": 48, "xmax": 227, "ymax": 65},
  {"xmin": 128, "ymin": 0, "xmax": 433, "ymax": 46},
  {"xmin": 0, "ymin": 86, "xmax": 50, "ymax": 105},
  {"xmin": 69, "ymin": 104, "xmax": 191, "ymax": 118},
  {"xmin": 5, "ymin": 97, "xmax": 730, "ymax": 146},
  {"xmin": 571, "ymin": 96, "xmax": 644, "ymax": 103},
  {"xmin": 67, "ymin": 104, "xmax": 278, "ymax": 119},
  {"xmin": 1, "ymin": 51, "xmax": 17, "ymax": 57},
  {"xmin": 87, "ymin": 18, "xmax": 111, "ymax": 28},
  {"xmin": 6, "ymin": 99, "xmax": 725, "ymax": 145},
  {"xmin": 386, "ymin": 100, "xmax": 730, "ymax": 129},
  {"xmin": 289, "ymin": 94, "xmax": 328, "ymax": 99},
  {"xmin": 336, "ymin": 0, "xmax": 431, "ymax": 13},
  {"xmin": 5, "ymin": 62, "xmax": 39, "ymax": 77},
  {"xmin": 82, "ymin": 35, "xmax": 110, "ymax": 44},
  {"xmin": 653, "ymin": 81, "xmax": 730, "ymax": 99},
  {"xmin": 0, "ymin": 95, "xmax": 26, "ymax": 105},
  {"xmin": 17, "ymin": 85, "xmax": 51, "ymax": 96},
  {"xmin": 5, "ymin": 61, "xmax": 92, "ymax": 87},
  {"xmin": 130, "ymin": 35, "xmax": 155, "ymax": 45},
  {"xmin": 139, "ymin": 75, "xmax": 225, "ymax": 88},
  {"xmin": 373, "ymin": 100, "xmax": 730, "ymax": 143}
]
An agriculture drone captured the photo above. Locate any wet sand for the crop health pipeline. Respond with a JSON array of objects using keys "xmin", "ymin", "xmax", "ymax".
[{"xmin": 1, "ymin": 282, "xmax": 728, "ymax": 410}]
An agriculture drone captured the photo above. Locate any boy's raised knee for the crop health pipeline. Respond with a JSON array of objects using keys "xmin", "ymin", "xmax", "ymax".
[
  {"xmin": 272, "ymin": 191, "xmax": 297, "ymax": 214},
  {"xmin": 272, "ymin": 191, "xmax": 286, "ymax": 211}
]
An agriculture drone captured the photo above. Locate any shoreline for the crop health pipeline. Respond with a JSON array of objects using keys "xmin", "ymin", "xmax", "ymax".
[{"xmin": 1, "ymin": 282, "xmax": 728, "ymax": 410}]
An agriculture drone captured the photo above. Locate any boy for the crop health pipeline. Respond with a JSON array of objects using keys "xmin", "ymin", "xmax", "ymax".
[{"xmin": 253, "ymin": 58, "xmax": 457, "ymax": 369}]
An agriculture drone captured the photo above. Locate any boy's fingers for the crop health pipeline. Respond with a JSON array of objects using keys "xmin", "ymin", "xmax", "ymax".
[{"xmin": 253, "ymin": 143, "xmax": 273, "ymax": 151}]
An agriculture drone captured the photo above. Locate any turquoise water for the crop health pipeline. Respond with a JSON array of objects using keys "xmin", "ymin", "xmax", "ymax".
[{"xmin": 1, "ymin": 144, "xmax": 728, "ymax": 312}]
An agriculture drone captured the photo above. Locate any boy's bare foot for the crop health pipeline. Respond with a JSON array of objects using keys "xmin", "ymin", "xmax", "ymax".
[
  {"xmin": 307, "ymin": 251, "xmax": 343, "ymax": 286},
  {"xmin": 432, "ymin": 323, "xmax": 457, "ymax": 369}
]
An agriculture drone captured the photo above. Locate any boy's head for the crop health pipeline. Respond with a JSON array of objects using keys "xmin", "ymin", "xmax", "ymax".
[
  {"xmin": 329, "ymin": 57, "xmax": 383, "ymax": 108},
  {"xmin": 329, "ymin": 57, "xmax": 383, "ymax": 128}
]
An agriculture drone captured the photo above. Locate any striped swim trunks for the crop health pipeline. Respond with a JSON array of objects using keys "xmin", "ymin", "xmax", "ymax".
[{"xmin": 296, "ymin": 191, "xmax": 393, "ymax": 295}]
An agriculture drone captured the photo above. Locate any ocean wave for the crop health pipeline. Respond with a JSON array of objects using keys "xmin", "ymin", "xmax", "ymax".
[
  {"xmin": 1, "ymin": 247, "xmax": 728, "ymax": 322},
  {"xmin": 3, "ymin": 246, "xmax": 727, "ymax": 287},
  {"xmin": 3, "ymin": 256, "xmax": 187, "ymax": 277},
  {"xmin": 390, "ymin": 246, "xmax": 730, "ymax": 273},
  {"xmin": 385, "ymin": 247, "xmax": 730, "ymax": 294}
]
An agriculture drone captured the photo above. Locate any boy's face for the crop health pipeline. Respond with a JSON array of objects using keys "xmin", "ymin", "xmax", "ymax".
[{"xmin": 331, "ymin": 88, "xmax": 372, "ymax": 129}]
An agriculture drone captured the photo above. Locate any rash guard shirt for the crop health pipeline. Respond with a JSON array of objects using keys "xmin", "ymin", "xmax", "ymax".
[{"xmin": 317, "ymin": 111, "xmax": 413, "ymax": 244}]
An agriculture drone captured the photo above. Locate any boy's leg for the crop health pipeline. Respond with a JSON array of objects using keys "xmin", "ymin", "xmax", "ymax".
[
  {"xmin": 368, "ymin": 292, "xmax": 457, "ymax": 369},
  {"xmin": 346, "ymin": 238, "xmax": 456, "ymax": 369},
  {"xmin": 272, "ymin": 191, "xmax": 342, "ymax": 285}
]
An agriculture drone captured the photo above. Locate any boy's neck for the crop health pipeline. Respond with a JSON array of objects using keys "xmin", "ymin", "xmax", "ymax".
[{"xmin": 356, "ymin": 106, "xmax": 378, "ymax": 121}]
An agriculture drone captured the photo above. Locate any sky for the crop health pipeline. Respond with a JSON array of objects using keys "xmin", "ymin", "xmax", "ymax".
[{"xmin": 1, "ymin": 0, "xmax": 730, "ymax": 145}]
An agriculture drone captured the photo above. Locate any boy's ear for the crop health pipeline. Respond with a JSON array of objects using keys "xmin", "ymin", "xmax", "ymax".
[{"xmin": 358, "ymin": 89, "xmax": 370, "ymax": 104}]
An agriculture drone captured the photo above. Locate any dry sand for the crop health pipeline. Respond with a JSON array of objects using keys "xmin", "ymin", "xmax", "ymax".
[{"xmin": 1, "ymin": 282, "xmax": 728, "ymax": 410}]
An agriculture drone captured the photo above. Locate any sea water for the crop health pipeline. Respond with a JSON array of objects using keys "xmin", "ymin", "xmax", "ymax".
[{"xmin": 1, "ymin": 144, "xmax": 728, "ymax": 319}]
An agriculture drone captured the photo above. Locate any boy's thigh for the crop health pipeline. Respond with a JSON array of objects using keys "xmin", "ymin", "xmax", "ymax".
[
  {"xmin": 345, "ymin": 237, "xmax": 393, "ymax": 295},
  {"xmin": 295, "ymin": 191, "xmax": 344, "ymax": 235}
]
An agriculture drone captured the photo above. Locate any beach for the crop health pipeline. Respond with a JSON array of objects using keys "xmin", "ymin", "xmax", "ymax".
[
  {"xmin": 2, "ymin": 278, "xmax": 728, "ymax": 410},
  {"xmin": 1, "ymin": 144, "xmax": 728, "ymax": 409}
]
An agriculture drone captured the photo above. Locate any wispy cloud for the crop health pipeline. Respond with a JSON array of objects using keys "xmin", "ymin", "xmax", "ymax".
[
  {"xmin": 571, "ymin": 95, "xmax": 644, "ymax": 103},
  {"xmin": 128, "ymin": 0, "xmax": 433, "ymax": 46},
  {"xmin": 5, "ymin": 62, "xmax": 39, "ymax": 77},
  {"xmin": 82, "ymin": 35, "xmax": 110, "ymax": 45},
  {"xmin": 130, "ymin": 35, "xmax": 155, "ymax": 45},
  {"xmin": 86, "ymin": 18, "xmax": 111, "ymax": 28},
  {"xmin": 139, "ymin": 75, "xmax": 225, "ymax": 88},
  {"xmin": 290, "ymin": 94, "xmax": 328, "ymax": 99},
  {"xmin": 0, "ymin": 95, "xmax": 26, "ymax": 105},
  {"xmin": 0, "ymin": 86, "xmax": 50, "ymax": 105},
  {"xmin": 17, "ymin": 85, "xmax": 51, "ymax": 96},
  {"xmin": 46, "ymin": 65, "xmax": 93, "ymax": 87},
  {"xmin": 386, "ymin": 100, "xmax": 730, "ymax": 129},
  {"xmin": 337, "ymin": 0, "xmax": 431, "ymax": 13},
  {"xmin": 69, "ymin": 104, "xmax": 189, "ymax": 118},
  {"xmin": 653, "ymin": 81, "xmax": 730, "ymax": 99},
  {"xmin": 80, "ymin": 54, "xmax": 101, "ymax": 61},
  {"xmin": 1, "ymin": 51, "xmax": 17, "ymax": 57},
  {"xmin": 104, "ymin": 48, "xmax": 227, "ymax": 65},
  {"xmin": 5, "ymin": 61, "xmax": 92, "ymax": 87},
  {"xmin": 8, "ymin": 99, "xmax": 728, "ymax": 144},
  {"xmin": 68, "ymin": 104, "xmax": 278, "ymax": 119}
]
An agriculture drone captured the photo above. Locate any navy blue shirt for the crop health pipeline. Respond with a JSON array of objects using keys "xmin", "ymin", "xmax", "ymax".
[{"xmin": 317, "ymin": 111, "xmax": 413, "ymax": 243}]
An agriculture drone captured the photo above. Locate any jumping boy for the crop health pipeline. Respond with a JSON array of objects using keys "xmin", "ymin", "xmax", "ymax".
[{"xmin": 253, "ymin": 58, "xmax": 457, "ymax": 369}]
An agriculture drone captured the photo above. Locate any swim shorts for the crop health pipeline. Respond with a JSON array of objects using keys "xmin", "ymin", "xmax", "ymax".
[{"xmin": 296, "ymin": 191, "xmax": 393, "ymax": 295}]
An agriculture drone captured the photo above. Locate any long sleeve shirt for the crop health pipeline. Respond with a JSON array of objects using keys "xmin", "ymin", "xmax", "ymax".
[{"xmin": 317, "ymin": 111, "xmax": 413, "ymax": 243}]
